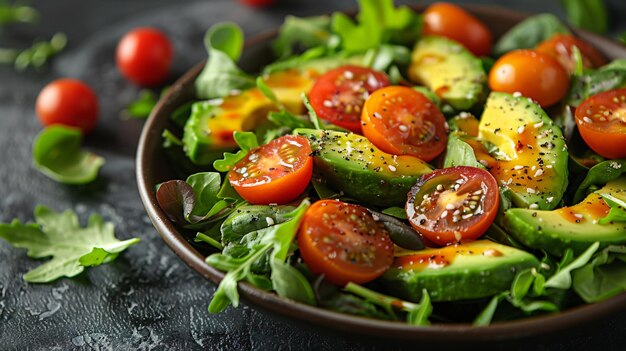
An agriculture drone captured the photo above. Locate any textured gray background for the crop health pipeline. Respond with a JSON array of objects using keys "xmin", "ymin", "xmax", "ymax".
[{"xmin": 1, "ymin": 0, "xmax": 626, "ymax": 350}]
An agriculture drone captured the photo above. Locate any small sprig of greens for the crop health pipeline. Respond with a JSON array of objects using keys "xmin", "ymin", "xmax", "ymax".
[
  {"xmin": 344, "ymin": 283, "xmax": 432, "ymax": 326},
  {"xmin": 195, "ymin": 22, "xmax": 254, "ymax": 99},
  {"xmin": 273, "ymin": 15, "xmax": 336, "ymax": 59},
  {"xmin": 0, "ymin": 1, "xmax": 38, "ymax": 25},
  {"xmin": 561, "ymin": 0, "xmax": 608, "ymax": 34},
  {"xmin": 32, "ymin": 126, "xmax": 105, "ymax": 185},
  {"xmin": 573, "ymin": 245, "xmax": 626, "ymax": 302},
  {"xmin": 331, "ymin": 0, "xmax": 421, "ymax": 54},
  {"xmin": 124, "ymin": 88, "xmax": 169, "ymax": 119},
  {"xmin": 493, "ymin": 14, "xmax": 570, "ymax": 57},
  {"xmin": 213, "ymin": 131, "xmax": 258, "ymax": 172},
  {"xmin": 0, "ymin": 206, "xmax": 139, "ymax": 283},
  {"xmin": 206, "ymin": 200, "xmax": 313, "ymax": 313},
  {"xmin": 0, "ymin": 32, "xmax": 66, "ymax": 71},
  {"xmin": 302, "ymin": 93, "xmax": 325, "ymax": 130}
]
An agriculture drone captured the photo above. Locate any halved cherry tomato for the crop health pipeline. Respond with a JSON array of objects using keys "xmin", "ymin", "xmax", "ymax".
[
  {"xmin": 575, "ymin": 88, "xmax": 626, "ymax": 159},
  {"xmin": 423, "ymin": 2, "xmax": 493, "ymax": 56},
  {"xmin": 309, "ymin": 65, "xmax": 390, "ymax": 133},
  {"xmin": 36, "ymin": 79, "xmax": 99, "ymax": 134},
  {"xmin": 116, "ymin": 28, "xmax": 173, "ymax": 86},
  {"xmin": 298, "ymin": 200, "xmax": 394, "ymax": 286},
  {"xmin": 406, "ymin": 166, "xmax": 499, "ymax": 246},
  {"xmin": 361, "ymin": 86, "xmax": 447, "ymax": 162},
  {"xmin": 489, "ymin": 49, "xmax": 569, "ymax": 108},
  {"xmin": 228, "ymin": 135, "xmax": 313, "ymax": 205},
  {"xmin": 536, "ymin": 34, "xmax": 606, "ymax": 73}
]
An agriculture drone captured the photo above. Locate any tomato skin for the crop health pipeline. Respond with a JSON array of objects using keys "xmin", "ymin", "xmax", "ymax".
[
  {"xmin": 298, "ymin": 200, "xmax": 394, "ymax": 286},
  {"xmin": 361, "ymin": 86, "xmax": 447, "ymax": 162},
  {"xmin": 35, "ymin": 79, "xmax": 99, "ymax": 134},
  {"xmin": 575, "ymin": 88, "xmax": 626, "ymax": 159},
  {"xmin": 423, "ymin": 2, "xmax": 493, "ymax": 56},
  {"xmin": 309, "ymin": 65, "xmax": 390, "ymax": 133},
  {"xmin": 240, "ymin": 0, "xmax": 275, "ymax": 7},
  {"xmin": 535, "ymin": 34, "xmax": 606, "ymax": 73},
  {"xmin": 489, "ymin": 50, "xmax": 569, "ymax": 108},
  {"xmin": 406, "ymin": 166, "xmax": 499, "ymax": 246},
  {"xmin": 228, "ymin": 135, "xmax": 313, "ymax": 205},
  {"xmin": 116, "ymin": 28, "xmax": 173, "ymax": 86}
]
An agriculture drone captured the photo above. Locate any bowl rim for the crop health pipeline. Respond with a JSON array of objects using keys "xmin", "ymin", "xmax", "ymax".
[{"xmin": 136, "ymin": 3, "xmax": 626, "ymax": 343}]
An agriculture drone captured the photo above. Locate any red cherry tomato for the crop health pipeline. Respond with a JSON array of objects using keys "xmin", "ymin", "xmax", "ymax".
[
  {"xmin": 116, "ymin": 28, "xmax": 173, "ymax": 86},
  {"xmin": 240, "ymin": 0, "xmax": 276, "ymax": 7},
  {"xmin": 361, "ymin": 86, "xmax": 448, "ymax": 162},
  {"xmin": 298, "ymin": 200, "xmax": 394, "ymax": 286},
  {"xmin": 35, "ymin": 79, "xmax": 99, "ymax": 134},
  {"xmin": 489, "ymin": 49, "xmax": 569, "ymax": 108},
  {"xmin": 406, "ymin": 166, "xmax": 499, "ymax": 246},
  {"xmin": 423, "ymin": 2, "xmax": 493, "ymax": 56},
  {"xmin": 575, "ymin": 88, "xmax": 626, "ymax": 159},
  {"xmin": 535, "ymin": 34, "xmax": 606, "ymax": 73},
  {"xmin": 228, "ymin": 135, "xmax": 313, "ymax": 205},
  {"xmin": 309, "ymin": 65, "xmax": 390, "ymax": 133}
]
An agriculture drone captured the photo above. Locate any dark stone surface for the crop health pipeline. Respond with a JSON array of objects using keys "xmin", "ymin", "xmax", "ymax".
[{"xmin": 1, "ymin": 0, "xmax": 626, "ymax": 350}]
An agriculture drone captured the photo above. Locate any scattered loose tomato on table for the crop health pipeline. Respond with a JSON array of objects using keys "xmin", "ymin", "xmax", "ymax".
[
  {"xmin": 36, "ymin": 78, "xmax": 99, "ymax": 133},
  {"xmin": 116, "ymin": 27, "xmax": 173, "ymax": 86}
]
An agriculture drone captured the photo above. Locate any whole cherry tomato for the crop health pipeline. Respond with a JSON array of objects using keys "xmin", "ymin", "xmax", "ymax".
[
  {"xmin": 36, "ymin": 79, "xmax": 99, "ymax": 134},
  {"xmin": 116, "ymin": 28, "xmax": 173, "ymax": 86}
]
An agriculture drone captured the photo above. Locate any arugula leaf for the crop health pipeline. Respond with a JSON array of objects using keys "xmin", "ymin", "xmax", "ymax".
[
  {"xmin": 0, "ymin": 206, "xmax": 139, "ymax": 283},
  {"xmin": 331, "ymin": 0, "xmax": 421, "ymax": 53},
  {"xmin": 561, "ymin": 0, "xmax": 608, "ymax": 34},
  {"xmin": 256, "ymin": 76, "xmax": 283, "ymax": 109},
  {"xmin": 573, "ymin": 160, "xmax": 626, "ymax": 203},
  {"xmin": 273, "ymin": 15, "xmax": 334, "ymax": 59},
  {"xmin": 443, "ymin": 134, "xmax": 487, "ymax": 170},
  {"xmin": 598, "ymin": 194, "xmax": 626, "ymax": 224},
  {"xmin": 545, "ymin": 242, "xmax": 600, "ymax": 289},
  {"xmin": 125, "ymin": 90, "xmax": 157, "ymax": 119},
  {"xmin": 32, "ymin": 126, "xmax": 105, "ymax": 185},
  {"xmin": 207, "ymin": 200, "xmax": 311, "ymax": 312},
  {"xmin": 213, "ymin": 131, "xmax": 259, "ymax": 172},
  {"xmin": 195, "ymin": 23, "xmax": 254, "ymax": 99},
  {"xmin": 344, "ymin": 283, "xmax": 432, "ymax": 326},
  {"xmin": 494, "ymin": 14, "xmax": 570, "ymax": 57},
  {"xmin": 573, "ymin": 245, "xmax": 626, "ymax": 302}
]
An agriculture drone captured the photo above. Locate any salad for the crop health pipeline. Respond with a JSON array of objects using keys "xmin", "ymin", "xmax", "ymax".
[{"xmin": 155, "ymin": 0, "xmax": 626, "ymax": 326}]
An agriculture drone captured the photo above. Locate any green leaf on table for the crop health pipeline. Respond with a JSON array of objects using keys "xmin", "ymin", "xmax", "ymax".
[
  {"xmin": 545, "ymin": 242, "xmax": 600, "ymax": 289},
  {"xmin": 195, "ymin": 22, "xmax": 254, "ymax": 99},
  {"xmin": 125, "ymin": 89, "xmax": 157, "ymax": 119},
  {"xmin": 32, "ymin": 126, "xmax": 105, "ymax": 185},
  {"xmin": 0, "ymin": 1, "xmax": 38, "ymax": 25},
  {"xmin": 494, "ymin": 14, "xmax": 570, "ymax": 56},
  {"xmin": 331, "ymin": 0, "xmax": 421, "ymax": 53},
  {"xmin": 598, "ymin": 194, "xmax": 626, "ymax": 224},
  {"xmin": 573, "ymin": 245, "xmax": 626, "ymax": 302},
  {"xmin": 273, "ymin": 15, "xmax": 334, "ymax": 59},
  {"xmin": 213, "ymin": 131, "xmax": 259, "ymax": 172},
  {"xmin": 12, "ymin": 32, "xmax": 67, "ymax": 71},
  {"xmin": 561, "ymin": 0, "xmax": 608, "ymax": 34},
  {"xmin": 0, "ymin": 206, "xmax": 139, "ymax": 283}
]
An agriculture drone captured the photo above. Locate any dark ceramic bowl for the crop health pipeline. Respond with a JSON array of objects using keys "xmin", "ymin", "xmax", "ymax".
[{"xmin": 137, "ymin": 4, "xmax": 626, "ymax": 344}]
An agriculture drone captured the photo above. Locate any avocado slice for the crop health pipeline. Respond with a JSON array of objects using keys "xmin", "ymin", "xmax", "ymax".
[
  {"xmin": 408, "ymin": 36, "xmax": 486, "ymax": 110},
  {"xmin": 478, "ymin": 92, "xmax": 569, "ymax": 210},
  {"xmin": 380, "ymin": 240, "xmax": 539, "ymax": 302},
  {"xmin": 504, "ymin": 177, "xmax": 626, "ymax": 256},
  {"xmin": 294, "ymin": 129, "xmax": 432, "ymax": 207}
]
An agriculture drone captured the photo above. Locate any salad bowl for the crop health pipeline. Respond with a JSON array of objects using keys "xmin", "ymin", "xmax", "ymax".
[{"xmin": 137, "ymin": 3, "xmax": 626, "ymax": 344}]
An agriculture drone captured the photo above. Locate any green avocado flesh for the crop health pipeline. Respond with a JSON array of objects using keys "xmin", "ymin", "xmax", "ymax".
[
  {"xmin": 380, "ymin": 240, "xmax": 540, "ymax": 302},
  {"xmin": 504, "ymin": 177, "xmax": 626, "ymax": 256},
  {"xmin": 294, "ymin": 129, "xmax": 432, "ymax": 207},
  {"xmin": 408, "ymin": 36, "xmax": 486, "ymax": 110},
  {"xmin": 478, "ymin": 92, "xmax": 569, "ymax": 210}
]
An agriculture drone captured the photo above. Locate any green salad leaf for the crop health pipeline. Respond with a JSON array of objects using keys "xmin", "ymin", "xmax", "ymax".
[
  {"xmin": 213, "ymin": 131, "xmax": 259, "ymax": 172},
  {"xmin": 573, "ymin": 245, "xmax": 626, "ymax": 302},
  {"xmin": 443, "ymin": 134, "xmax": 486, "ymax": 170},
  {"xmin": 362, "ymin": 44, "xmax": 411, "ymax": 72},
  {"xmin": 195, "ymin": 22, "xmax": 254, "ymax": 99},
  {"xmin": 494, "ymin": 14, "xmax": 570, "ymax": 56},
  {"xmin": 598, "ymin": 194, "xmax": 626, "ymax": 224},
  {"xmin": 1, "ymin": 32, "xmax": 67, "ymax": 71},
  {"xmin": 331, "ymin": 0, "xmax": 421, "ymax": 53},
  {"xmin": 0, "ymin": 206, "xmax": 139, "ymax": 283},
  {"xmin": 125, "ymin": 89, "xmax": 158, "ymax": 119},
  {"xmin": 32, "ymin": 126, "xmax": 105, "ymax": 185},
  {"xmin": 302, "ymin": 93, "xmax": 325, "ymax": 130},
  {"xmin": 545, "ymin": 242, "xmax": 600, "ymax": 289},
  {"xmin": 273, "ymin": 15, "xmax": 335, "ymax": 59},
  {"xmin": 561, "ymin": 0, "xmax": 608, "ymax": 34},
  {"xmin": 573, "ymin": 160, "xmax": 626, "ymax": 203},
  {"xmin": 0, "ymin": 1, "xmax": 38, "ymax": 25}
]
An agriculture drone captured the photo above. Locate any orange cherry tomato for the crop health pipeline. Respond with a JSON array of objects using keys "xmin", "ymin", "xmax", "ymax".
[
  {"xmin": 575, "ymin": 88, "xmax": 626, "ymax": 159},
  {"xmin": 309, "ymin": 65, "xmax": 390, "ymax": 133},
  {"xmin": 36, "ymin": 79, "xmax": 99, "ymax": 134},
  {"xmin": 406, "ymin": 166, "xmax": 499, "ymax": 246},
  {"xmin": 116, "ymin": 28, "xmax": 173, "ymax": 86},
  {"xmin": 536, "ymin": 34, "xmax": 607, "ymax": 74},
  {"xmin": 228, "ymin": 135, "xmax": 313, "ymax": 205},
  {"xmin": 489, "ymin": 50, "xmax": 569, "ymax": 108},
  {"xmin": 298, "ymin": 200, "xmax": 394, "ymax": 286},
  {"xmin": 423, "ymin": 2, "xmax": 493, "ymax": 56},
  {"xmin": 361, "ymin": 86, "xmax": 447, "ymax": 162}
]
